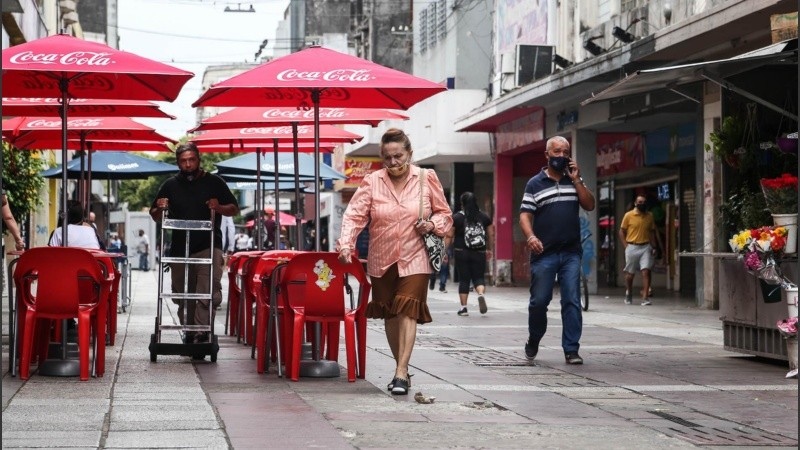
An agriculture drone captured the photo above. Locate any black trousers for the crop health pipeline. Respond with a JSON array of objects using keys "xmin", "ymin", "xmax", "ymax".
[{"xmin": 453, "ymin": 248, "xmax": 487, "ymax": 294}]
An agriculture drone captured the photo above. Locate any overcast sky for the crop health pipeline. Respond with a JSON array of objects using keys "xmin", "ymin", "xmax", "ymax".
[{"xmin": 116, "ymin": 0, "xmax": 289, "ymax": 139}]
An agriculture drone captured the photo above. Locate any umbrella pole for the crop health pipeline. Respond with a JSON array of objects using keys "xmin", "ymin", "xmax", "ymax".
[
  {"xmin": 292, "ymin": 122, "xmax": 302, "ymax": 250},
  {"xmin": 272, "ymin": 139, "xmax": 280, "ymax": 248},
  {"xmin": 60, "ymin": 79, "xmax": 69, "ymax": 246},
  {"xmin": 255, "ymin": 146, "xmax": 262, "ymax": 250},
  {"xmin": 87, "ymin": 145, "xmax": 93, "ymax": 216},
  {"xmin": 312, "ymin": 90, "xmax": 321, "ymax": 251}
]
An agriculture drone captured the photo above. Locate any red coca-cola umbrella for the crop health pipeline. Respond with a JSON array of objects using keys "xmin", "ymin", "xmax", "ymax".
[
  {"xmin": 193, "ymin": 45, "xmax": 445, "ymax": 249},
  {"xmin": 2, "ymin": 116, "xmax": 176, "ymax": 145},
  {"xmin": 2, "ymin": 34, "xmax": 192, "ymax": 101},
  {"xmin": 191, "ymin": 107, "xmax": 407, "ymax": 132},
  {"xmin": 3, "ymin": 116, "xmax": 175, "ymax": 211},
  {"xmin": 2, "ymin": 98, "xmax": 175, "ymax": 119},
  {"xmin": 190, "ymin": 124, "xmax": 361, "ymax": 246},
  {"xmin": 6, "ymin": 138, "xmax": 173, "ymax": 152},
  {"xmin": 2, "ymin": 33, "xmax": 192, "ymax": 244},
  {"xmin": 189, "ymin": 124, "xmax": 361, "ymax": 146}
]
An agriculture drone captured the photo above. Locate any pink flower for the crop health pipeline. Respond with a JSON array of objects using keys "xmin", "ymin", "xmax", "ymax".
[
  {"xmin": 777, "ymin": 316, "xmax": 798, "ymax": 336},
  {"xmin": 744, "ymin": 251, "xmax": 763, "ymax": 271}
]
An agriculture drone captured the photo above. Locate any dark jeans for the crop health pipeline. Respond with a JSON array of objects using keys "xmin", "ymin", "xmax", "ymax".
[
  {"xmin": 528, "ymin": 251, "xmax": 582, "ymax": 353},
  {"xmin": 453, "ymin": 248, "xmax": 486, "ymax": 294},
  {"xmin": 429, "ymin": 262, "xmax": 449, "ymax": 289}
]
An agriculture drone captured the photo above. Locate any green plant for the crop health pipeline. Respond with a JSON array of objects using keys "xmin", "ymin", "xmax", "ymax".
[
  {"xmin": 1, "ymin": 142, "xmax": 46, "ymax": 224},
  {"xmin": 705, "ymin": 116, "xmax": 754, "ymax": 170},
  {"xmin": 718, "ymin": 185, "xmax": 772, "ymax": 236}
]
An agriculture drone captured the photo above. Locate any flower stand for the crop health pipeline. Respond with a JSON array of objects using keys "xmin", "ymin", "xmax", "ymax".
[{"xmin": 772, "ymin": 213, "xmax": 797, "ymax": 254}]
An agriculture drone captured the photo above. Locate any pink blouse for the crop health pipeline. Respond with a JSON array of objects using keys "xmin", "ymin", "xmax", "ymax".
[{"xmin": 337, "ymin": 165, "xmax": 453, "ymax": 278}]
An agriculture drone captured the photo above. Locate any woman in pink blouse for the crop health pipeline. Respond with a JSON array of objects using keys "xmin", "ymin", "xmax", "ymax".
[{"xmin": 337, "ymin": 128, "xmax": 452, "ymax": 395}]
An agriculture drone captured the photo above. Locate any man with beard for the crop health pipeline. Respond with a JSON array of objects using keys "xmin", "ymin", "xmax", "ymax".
[{"xmin": 150, "ymin": 142, "xmax": 239, "ymax": 353}]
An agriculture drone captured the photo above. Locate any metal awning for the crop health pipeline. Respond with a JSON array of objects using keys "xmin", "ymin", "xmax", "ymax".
[{"xmin": 581, "ymin": 39, "xmax": 798, "ymax": 121}]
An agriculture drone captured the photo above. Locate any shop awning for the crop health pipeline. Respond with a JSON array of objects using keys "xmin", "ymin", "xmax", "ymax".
[{"xmin": 581, "ymin": 39, "xmax": 798, "ymax": 121}]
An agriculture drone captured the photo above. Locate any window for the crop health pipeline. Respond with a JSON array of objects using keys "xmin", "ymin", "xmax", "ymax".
[
  {"xmin": 437, "ymin": 0, "xmax": 447, "ymax": 40},
  {"xmin": 419, "ymin": 9, "xmax": 428, "ymax": 53}
]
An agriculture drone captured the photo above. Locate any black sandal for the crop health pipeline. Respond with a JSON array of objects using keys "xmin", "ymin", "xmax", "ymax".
[
  {"xmin": 387, "ymin": 373, "xmax": 413, "ymax": 391},
  {"xmin": 391, "ymin": 377, "xmax": 410, "ymax": 395}
]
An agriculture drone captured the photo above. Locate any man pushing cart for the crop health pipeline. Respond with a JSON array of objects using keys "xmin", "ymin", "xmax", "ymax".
[{"xmin": 148, "ymin": 143, "xmax": 239, "ymax": 361}]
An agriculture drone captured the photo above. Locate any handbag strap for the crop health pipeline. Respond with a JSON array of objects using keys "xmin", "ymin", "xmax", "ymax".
[{"xmin": 418, "ymin": 168, "xmax": 426, "ymax": 221}]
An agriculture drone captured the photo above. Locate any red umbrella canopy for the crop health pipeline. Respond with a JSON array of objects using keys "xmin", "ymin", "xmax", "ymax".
[
  {"xmin": 2, "ymin": 98, "xmax": 175, "ymax": 119},
  {"xmin": 2, "ymin": 34, "xmax": 193, "ymax": 101},
  {"xmin": 5, "ymin": 137, "xmax": 173, "ymax": 152},
  {"xmin": 193, "ymin": 46, "xmax": 446, "ymax": 109},
  {"xmin": 194, "ymin": 141, "xmax": 336, "ymax": 153},
  {"xmin": 189, "ymin": 124, "xmax": 362, "ymax": 146},
  {"xmin": 192, "ymin": 107, "xmax": 408, "ymax": 132},
  {"xmin": 2, "ymin": 116, "xmax": 176, "ymax": 145}
]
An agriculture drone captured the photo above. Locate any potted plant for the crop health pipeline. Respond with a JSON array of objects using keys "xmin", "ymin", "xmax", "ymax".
[
  {"xmin": 706, "ymin": 116, "xmax": 749, "ymax": 169},
  {"xmin": 761, "ymin": 173, "xmax": 799, "ymax": 253}
]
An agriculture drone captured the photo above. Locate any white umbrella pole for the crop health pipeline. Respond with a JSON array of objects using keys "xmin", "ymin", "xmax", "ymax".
[
  {"xmin": 312, "ymin": 90, "xmax": 321, "ymax": 251},
  {"xmin": 272, "ymin": 139, "xmax": 280, "ymax": 248},
  {"xmin": 255, "ymin": 146, "xmax": 262, "ymax": 250},
  {"xmin": 60, "ymin": 80, "xmax": 69, "ymax": 246},
  {"xmin": 292, "ymin": 122, "xmax": 302, "ymax": 249}
]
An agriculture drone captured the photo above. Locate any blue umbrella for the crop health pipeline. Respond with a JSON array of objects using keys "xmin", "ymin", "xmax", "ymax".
[
  {"xmin": 41, "ymin": 151, "xmax": 177, "ymax": 180},
  {"xmin": 225, "ymin": 180, "xmax": 316, "ymax": 193},
  {"xmin": 214, "ymin": 152, "xmax": 344, "ymax": 180}
]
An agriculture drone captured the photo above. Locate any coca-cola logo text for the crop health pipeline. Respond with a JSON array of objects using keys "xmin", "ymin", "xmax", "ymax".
[
  {"xmin": 9, "ymin": 51, "xmax": 114, "ymax": 66},
  {"xmin": 240, "ymin": 126, "xmax": 299, "ymax": 135},
  {"xmin": 276, "ymin": 69, "xmax": 375, "ymax": 82},
  {"xmin": 260, "ymin": 108, "xmax": 348, "ymax": 120},
  {"xmin": 26, "ymin": 118, "xmax": 104, "ymax": 128}
]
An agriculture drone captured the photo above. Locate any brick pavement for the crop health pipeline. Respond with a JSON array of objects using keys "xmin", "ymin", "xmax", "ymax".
[{"xmin": 2, "ymin": 268, "xmax": 797, "ymax": 449}]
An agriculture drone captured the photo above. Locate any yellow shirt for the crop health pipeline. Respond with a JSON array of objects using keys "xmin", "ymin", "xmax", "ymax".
[{"xmin": 620, "ymin": 209, "xmax": 655, "ymax": 245}]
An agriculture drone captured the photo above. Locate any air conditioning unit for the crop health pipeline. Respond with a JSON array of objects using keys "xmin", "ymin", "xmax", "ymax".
[{"xmin": 515, "ymin": 44, "xmax": 553, "ymax": 87}]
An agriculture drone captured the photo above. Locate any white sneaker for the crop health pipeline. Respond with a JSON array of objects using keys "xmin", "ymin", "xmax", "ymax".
[
  {"xmin": 624, "ymin": 290, "xmax": 632, "ymax": 305},
  {"xmin": 641, "ymin": 298, "xmax": 652, "ymax": 306}
]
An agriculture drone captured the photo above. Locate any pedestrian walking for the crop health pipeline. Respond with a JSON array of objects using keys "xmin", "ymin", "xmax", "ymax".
[
  {"xmin": 619, "ymin": 194, "xmax": 662, "ymax": 306},
  {"xmin": 448, "ymin": 192, "xmax": 493, "ymax": 316},
  {"xmin": 336, "ymin": 128, "xmax": 452, "ymax": 395},
  {"xmin": 519, "ymin": 136, "xmax": 595, "ymax": 365},
  {"xmin": 136, "ymin": 229, "xmax": 150, "ymax": 271}
]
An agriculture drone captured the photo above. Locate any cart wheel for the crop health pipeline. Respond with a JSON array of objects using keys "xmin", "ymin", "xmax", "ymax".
[
  {"xmin": 149, "ymin": 334, "xmax": 158, "ymax": 362},
  {"xmin": 210, "ymin": 335, "xmax": 219, "ymax": 363}
]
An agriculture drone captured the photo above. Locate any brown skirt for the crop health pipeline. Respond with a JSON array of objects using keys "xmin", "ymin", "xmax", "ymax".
[{"xmin": 367, "ymin": 263, "xmax": 432, "ymax": 324}]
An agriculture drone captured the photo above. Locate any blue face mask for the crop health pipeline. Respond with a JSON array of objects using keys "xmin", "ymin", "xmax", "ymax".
[{"xmin": 548, "ymin": 156, "xmax": 569, "ymax": 173}]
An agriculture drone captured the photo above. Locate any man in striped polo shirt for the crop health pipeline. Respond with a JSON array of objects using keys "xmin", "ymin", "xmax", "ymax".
[{"xmin": 519, "ymin": 136, "xmax": 595, "ymax": 365}]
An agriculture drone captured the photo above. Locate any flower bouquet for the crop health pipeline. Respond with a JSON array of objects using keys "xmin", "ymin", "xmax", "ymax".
[
  {"xmin": 761, "ymin": 173, "xmax": 798, "ymax": 215},
  {"xmin": 729, "ymin": 225, "xmax": 791, "ymax": 286},
  {"xmin": 776, "ymin": 316, "xmax": 799, "ymax": 379}
]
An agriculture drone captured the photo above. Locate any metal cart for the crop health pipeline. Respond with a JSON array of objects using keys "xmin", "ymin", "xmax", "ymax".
[{"xmin": 149, "ymin": 210, "xmax": 219, "ymax": 362}]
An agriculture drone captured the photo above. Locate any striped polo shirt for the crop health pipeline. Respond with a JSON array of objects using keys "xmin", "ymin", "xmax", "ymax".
[{"xmin": 519, "ymin": 168, "xmax": 581, "ymax": 261}]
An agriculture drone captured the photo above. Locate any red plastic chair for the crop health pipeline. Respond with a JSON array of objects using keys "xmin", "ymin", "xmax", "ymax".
[
  {"xmin": 225, "ymin": 253, "xmax": 245, "ymax": 336},
  {"xmin": 278, "ymin": 252, "xmax": 370, "ymax": 382},
  {"xmin": 86, "ymin": 250, "xmax": 119, "ymax": 346},
  {"xmin": 14, "ymin": 247, "xmax": 110, "ymax": 381},
  {"xmin": 238, "ymin": 251, "xmax": 266, "ymax": 345},
  {"xmin": 251, "ymin": 250, "xmax": 305, "ymax": 374}
]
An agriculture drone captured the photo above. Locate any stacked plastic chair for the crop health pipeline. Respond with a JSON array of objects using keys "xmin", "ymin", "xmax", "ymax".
[
  {"xmin": 14, "ymin": 247, "xmax": 110, "ymax": 381},
  {"xmin": 276, "ymin": 252, "xmax": 370, "ymax": 382}
]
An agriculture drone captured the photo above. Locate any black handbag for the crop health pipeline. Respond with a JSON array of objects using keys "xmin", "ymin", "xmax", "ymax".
[{"xmin": 419, "ymin": 169, "xmax": 445, "ymax": 271}]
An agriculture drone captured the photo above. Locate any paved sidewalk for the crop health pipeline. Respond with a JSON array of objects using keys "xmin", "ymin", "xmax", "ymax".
[{"xmin": 2, "ymin": 269, "xmax": 798, "ymax": 449}]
